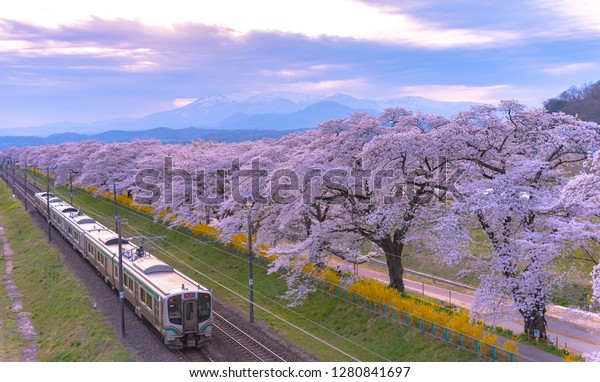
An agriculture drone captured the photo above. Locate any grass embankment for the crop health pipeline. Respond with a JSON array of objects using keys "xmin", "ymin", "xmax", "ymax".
[
  {"xmin": 46, "ymin": 183, "xmax": 482, "ymax": 361},
  {"xmin": 0, "ymin": 181, "xmax": 133, "ymax": 361}
]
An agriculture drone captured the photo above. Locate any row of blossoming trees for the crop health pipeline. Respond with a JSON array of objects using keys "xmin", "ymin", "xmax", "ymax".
[{"xmin": 2, "ymin": 100, "xmax": 600, "ymax": 342}]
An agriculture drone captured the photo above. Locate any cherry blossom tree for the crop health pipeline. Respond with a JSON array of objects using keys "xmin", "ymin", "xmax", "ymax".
[
  {"xmin": 558, "ymin": 151, "xmax": 600, "ymax": 309},
  {"xmin": 211, "ymin": 110, "xmax": 459, "ymax": 296},
  {"xmin": 584, "ymin": 351, "xmax": 600, "ymax": 362},
  {"xmin": 429, "ymin": 102, "xmax": 599, "ymax": 339},
  {"xmin": 2, "ymin": 101, "xmax": 599, "ymax": 333}
]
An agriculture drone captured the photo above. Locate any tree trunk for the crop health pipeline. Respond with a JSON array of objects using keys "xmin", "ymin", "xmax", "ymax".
[
  {"xmin": 520, "ymin": 307, "xmax": 548, "ymax": 340},
  {"xmin": 378, "ymin": 238, "xmax": 405, "ymax": 294}
]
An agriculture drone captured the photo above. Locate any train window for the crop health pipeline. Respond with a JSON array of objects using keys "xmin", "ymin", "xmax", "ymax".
[
  {"xmin": 124, "ymin": 274, "xmax": 133, "ymax": 290},
  {"xmin": 168, "ymin": 295, "xmax": 182, "ymax": 325},
  {"xmin": 198, "ymin": 294, "xmax": 211, "ymax": 322},
  {"xmin": 140, "ymin": 290, "xmax": 153, "ymax": 311},
  {"xmin": 186, "ymin": 304, "xmax": 194, "ymax": 321}
]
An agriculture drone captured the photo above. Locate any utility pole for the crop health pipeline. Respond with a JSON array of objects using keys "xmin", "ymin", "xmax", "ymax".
[
  {"xmin": 11, "ymin": 162, "xmax": 15, "ymax": 195},
  {"xmin": 114, "ymin": 183, "xmax": 125, "ymax": 337},
  {"xmin": 117, "ymin": 215, "xmax": 125, "ymax": 338},
  {"xmin": 24, "ymin": 166, "xmax": 28, "ymax": 211},
  {"xmin": 69, "ymin": 170, "xmax": 74, "ymax": 206},
  {"xmin": 248, "ymin": 210, "xmax": 254, "ymax": 323},
  {"xmin": 47, "ymin": 166, "xmax": 51, "ymax": 242},
  {"xmin": 113, "ymin": 183, "xmax": 119, "ymax": 231}
]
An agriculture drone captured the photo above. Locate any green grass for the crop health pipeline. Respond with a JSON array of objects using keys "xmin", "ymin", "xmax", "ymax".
[
  {"xmin": 0, "ymin": 181, "xmax": 133, "ymax": 361},
  {"xmin": 46, "ymin": 182, "xmax": 484, "ymax": 361}
]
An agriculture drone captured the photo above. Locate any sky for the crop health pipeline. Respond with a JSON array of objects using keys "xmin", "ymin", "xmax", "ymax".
[{"xmin": 1, "ymin": 0, "xmax": 600, "ymax": 128}]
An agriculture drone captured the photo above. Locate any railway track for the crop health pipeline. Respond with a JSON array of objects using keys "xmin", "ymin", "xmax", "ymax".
[
  {"xmin": 176, "ymin": 348, "xmax": 214, "ymax": 362},
  {"xmin": 3, "ymin": 170, "xmax": 38, "ymax": 209},
  {"xmin": 2, "ymin": 168, "xmax": 286, "ymax": 362},
  {"xmin": 213, "ymin": 312, "xmax": 286, "ymax": 362}
]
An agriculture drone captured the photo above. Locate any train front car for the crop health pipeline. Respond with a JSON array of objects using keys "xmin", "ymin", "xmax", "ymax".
[{"xmin": 164, "ymin": 288, "xmax": 213, "ymax": 348}]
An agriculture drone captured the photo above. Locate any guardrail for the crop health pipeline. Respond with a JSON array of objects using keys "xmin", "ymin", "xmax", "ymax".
[{"xmin": 370, "ymin": 258, "xmax": 477, "ymax": 291}]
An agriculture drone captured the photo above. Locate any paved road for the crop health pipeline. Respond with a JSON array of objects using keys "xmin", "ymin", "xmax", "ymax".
[{"xmin": 352, "ymin": 262, "xmax": 600, "ymax": 359}]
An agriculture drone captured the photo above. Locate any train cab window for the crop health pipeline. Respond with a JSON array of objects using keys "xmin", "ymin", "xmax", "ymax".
[
  {"xmin": 198, "ymin": 293, "xmax": 211, "ymax": 322},
  {"xmin": 168, "ymin": 295, "xmax": 182, "ymax": 325},
  {"xmin": 185, "ymin": 305, "xmax": 195, "ymax": 321}
]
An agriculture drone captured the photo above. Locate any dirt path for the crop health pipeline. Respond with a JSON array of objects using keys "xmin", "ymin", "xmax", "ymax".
[{"xmin": 0, "ymin": 226, "xmax": 38, "ymax": 361}]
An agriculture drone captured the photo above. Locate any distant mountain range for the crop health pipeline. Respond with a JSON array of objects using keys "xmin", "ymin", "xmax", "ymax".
[
  {"xmin": 0, "ymin": 92, "xmax": 482, "ymax": 138},
  {"xmin": 0, "ymin": 127, "xmax": 307, "ymax": 150}
]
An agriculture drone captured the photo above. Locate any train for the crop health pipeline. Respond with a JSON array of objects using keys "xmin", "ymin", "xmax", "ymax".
[{"xmin": 33, "ymin": 191, "xmax": 213, "ymax": 349}]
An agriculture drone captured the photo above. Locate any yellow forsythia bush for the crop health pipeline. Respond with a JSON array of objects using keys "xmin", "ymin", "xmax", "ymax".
[
  {"xmin": 342, "ymin": 276, "xmax": 497, "ymax": 346},
  {"xmin": 502, "ymin": 338, "xmax": 520, "ymax": 353}
]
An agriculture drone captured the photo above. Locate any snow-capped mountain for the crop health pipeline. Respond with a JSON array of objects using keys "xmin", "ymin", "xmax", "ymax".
[
  {"xmin": 129, "ymin": 92, "xmax": 480, "ymax": 132},
  {"xmin": 0, "ymin": 92, "xmax": 482, "ymax": 136}
]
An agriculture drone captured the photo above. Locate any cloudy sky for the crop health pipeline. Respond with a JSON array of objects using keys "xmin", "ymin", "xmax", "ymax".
[{"xmin": 1, "ymin": 0, "xmax": 600, "ymax": 128}]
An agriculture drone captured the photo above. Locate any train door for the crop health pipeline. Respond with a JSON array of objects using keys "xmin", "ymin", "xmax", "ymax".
[{"xmin": 183, "ymin": 300, "xmax": 197, "ymax": 333}]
